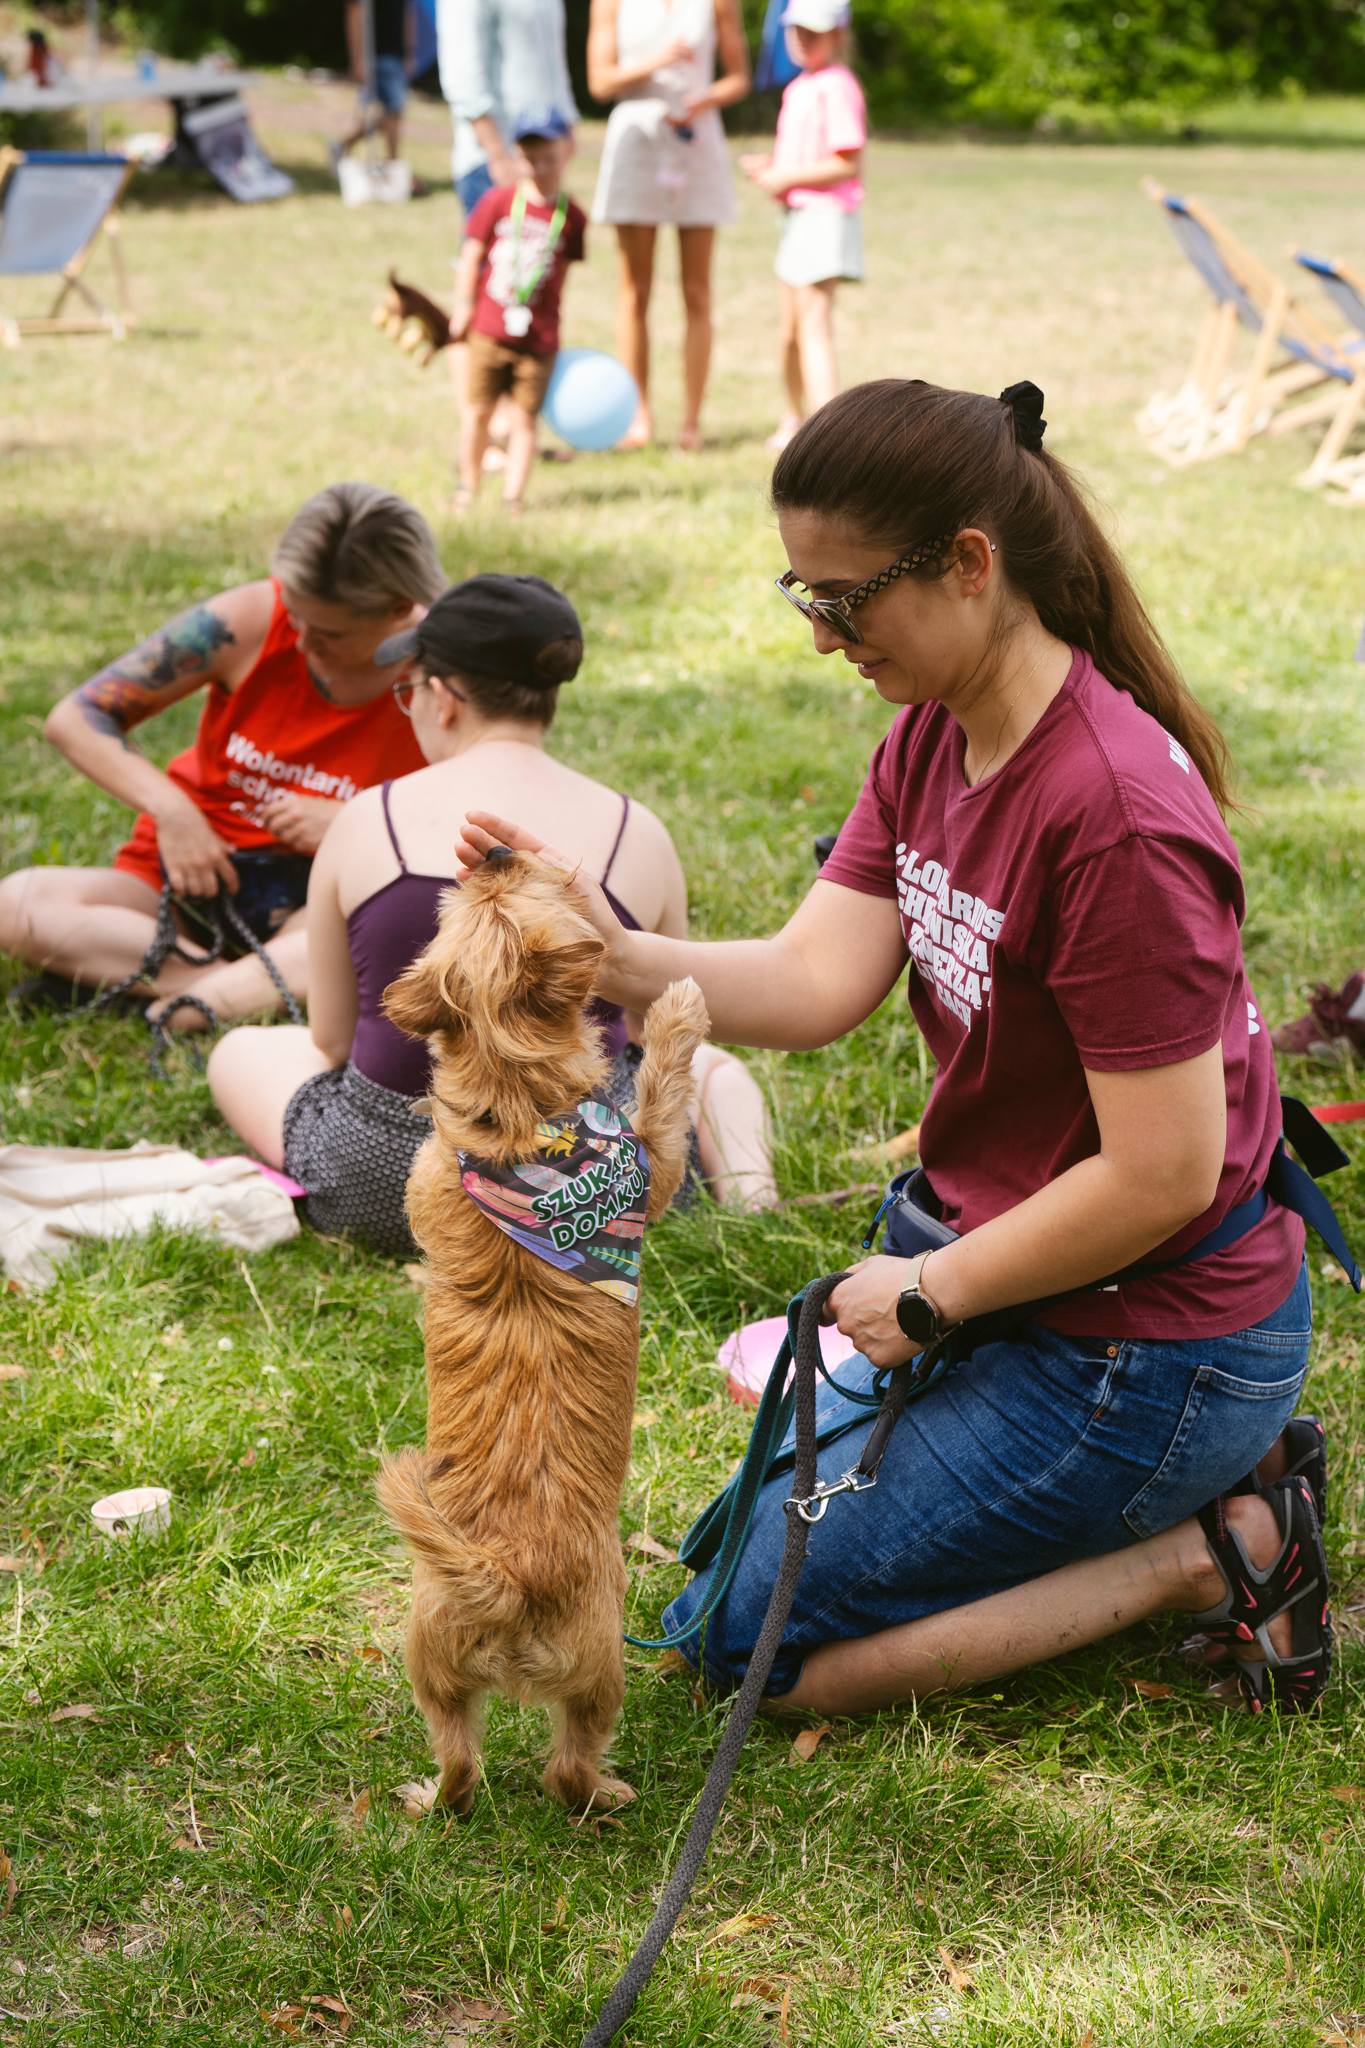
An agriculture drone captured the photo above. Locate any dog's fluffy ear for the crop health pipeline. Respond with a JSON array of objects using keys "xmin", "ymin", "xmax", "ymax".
[{"xmin": 383, "ymin": 897, "xmax": 469, "ymax": 1039}]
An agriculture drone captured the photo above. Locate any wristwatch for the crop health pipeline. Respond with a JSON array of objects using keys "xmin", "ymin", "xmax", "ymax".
[{"xmin": 895, "ymin": 1263, "xmax": 948, "ymax": 1347}]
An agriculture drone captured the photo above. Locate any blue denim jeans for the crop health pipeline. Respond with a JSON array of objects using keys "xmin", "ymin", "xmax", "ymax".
[
  {"xmin": 661, "ymin": 1259, "xmax": 1312, "ymax": 1695},
  {"xmin": 455, "ymin": 161, "xmax": 495, "ymax": 215}
]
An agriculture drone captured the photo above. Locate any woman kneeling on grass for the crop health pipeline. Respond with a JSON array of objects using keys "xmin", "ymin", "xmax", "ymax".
[
  {"xmin": 207, "ymin": 573, "xmax": 776, "ymax": 1255},
  {"xmin": 455, "ymin": 378, "xmax": 1336, "ymax": 1717}
]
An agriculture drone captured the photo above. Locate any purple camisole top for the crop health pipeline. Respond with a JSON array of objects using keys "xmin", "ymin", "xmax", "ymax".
[{"xmin": 346, "ymin": 782, "xmax": 640, "ymax": 1098}]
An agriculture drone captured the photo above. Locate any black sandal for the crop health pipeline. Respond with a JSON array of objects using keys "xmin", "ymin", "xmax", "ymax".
[
  {"xmin": 1193, "ymin": 1475, "xmax": 1333, "ymax": 1715},
  {"xmin": 1232, "ymin": 1413, "xmax": 1326, "ymax": 1524}
]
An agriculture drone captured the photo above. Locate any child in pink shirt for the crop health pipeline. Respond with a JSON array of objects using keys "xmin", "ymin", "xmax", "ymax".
[{"xmin": 740, "ymin": 0, "xmax": 866, "ymax": 450}]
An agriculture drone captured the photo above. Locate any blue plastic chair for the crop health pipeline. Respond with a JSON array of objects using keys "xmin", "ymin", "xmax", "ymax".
[
  {"xmin": 0, "ymin": 147, "xmax": 134, "ymax": 346},
  {"xmin": 1138, "ymin": 179, "xmax": 1359, "ymax": 464}
]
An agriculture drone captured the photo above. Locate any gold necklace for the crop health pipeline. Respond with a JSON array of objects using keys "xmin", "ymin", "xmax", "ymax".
[{"xmin": 968, "ymin": 652, "xmax": 1044, "ymax": 785}]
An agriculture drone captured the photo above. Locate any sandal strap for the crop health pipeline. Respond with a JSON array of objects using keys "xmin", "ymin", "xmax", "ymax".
[
  {"xmin": 1193, "ymin": 1480, "xmax": 1320, "ymax": 1651},
  {"xmin": 1197, "ymin": 1476, "xmax": 1333, "ymax": 1713}
]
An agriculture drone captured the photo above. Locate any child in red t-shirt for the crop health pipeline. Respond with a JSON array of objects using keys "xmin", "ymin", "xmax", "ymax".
[{"xmin": 449, "ymin": 107, "xmax": 587, "ymax": 518}]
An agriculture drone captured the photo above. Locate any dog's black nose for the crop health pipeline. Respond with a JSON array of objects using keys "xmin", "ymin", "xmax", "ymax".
[{"xmin": 485, "ymin": 845, "xmax": 515, "ymax": 867}]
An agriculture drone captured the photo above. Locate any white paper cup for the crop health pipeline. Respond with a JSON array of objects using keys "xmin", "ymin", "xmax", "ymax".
[{"xmin": 91, "ymin": 1487, "xmax": 172, "ymax": 1540}]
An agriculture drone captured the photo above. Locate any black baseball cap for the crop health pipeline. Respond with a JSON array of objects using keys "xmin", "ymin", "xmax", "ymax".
[{"xmin": 376, "ymin": 574, "xmax": 583, "ymax": 689}]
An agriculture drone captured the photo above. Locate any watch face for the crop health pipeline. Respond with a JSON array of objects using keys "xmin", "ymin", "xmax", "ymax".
[{"xmin": 896, "ymin": 1286, "xmax": 937, "ymax": 1345}]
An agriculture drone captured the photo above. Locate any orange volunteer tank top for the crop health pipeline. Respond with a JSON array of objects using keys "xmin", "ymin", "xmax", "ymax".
[{"xmin": 115, "ymin": 582, "xmax": 424, "ymax": 873}]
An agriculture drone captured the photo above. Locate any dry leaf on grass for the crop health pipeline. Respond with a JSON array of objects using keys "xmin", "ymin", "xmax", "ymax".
[
  {"xmin": 0, "ymin": 1558, "xmax": 24, "ymax": 1574},
  {"xmin": 625, "ymin": 1531, "xmax": 676, "ymax": 1563},
  {"xmin": 356, "ymin": 1645, "xmax": 385, "ymax": 1664},
  {"xmin": 0, "ymin": 1365, "xmax": 27, "ymax": 1381},
  {"xmin": 789, "ymin": 1722, "xmax": 834, "ymax": 1763},
  {"xmin": 1130, "ymin": 1679, "xmax": 1174, "ymax": 1701},
  {"xmin": 262, "ymin": 1996, "xmax": 352, "ymax": 2038},
  {"xmin": 1316, "ymin": 2025, "xmax": 1365, "ymax": 2047},
  {"xmin": 393, "ymin": 1779, "xmax": 439, "ymax": 1816},
  {"xmin": 1078, "ymin": 2031, "xmax": 1093, "ymax": 2048},
  {"xmin": 431, "ymin": 1996, "xmax": 513, "ymax": 2042},
  {"xmin": 936, "ymin": 1945, "xmax": 974, "ymax": 1994},
  {"xmin": 350, "ymin": 1789, "xmax": 371, "ymax": 1824},
  {"xmin": 0, "ymin": 1844, "xmax": 15, "ymax": 1917},
  {"xmin": 655, "ymin": 1648, "xmax": 690, "ymax": 1676},
  {"xmin": 710, "ymin": 1911, "xmax": 778, "ymax": 1944},
  {"xmin": 50, "ymin": 1703, "xmax": 98, "ymax": 1723},
  {"xmin": 1331, "ymin": 1786, "xmax": 1365, "ymax": 1804}
]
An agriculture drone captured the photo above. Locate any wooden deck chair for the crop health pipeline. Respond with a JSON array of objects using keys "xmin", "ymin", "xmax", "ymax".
[
  {"xmin": 0, "ymin": 148, "xmax": 134, "ymax": 347},
  {"xmin": 1137, "ymin": 179, "xmax": 1361, "ymax": 466},
  {"xmin": 1293, "ymin": 251, "xmax": 1365, "ymax": 497}
]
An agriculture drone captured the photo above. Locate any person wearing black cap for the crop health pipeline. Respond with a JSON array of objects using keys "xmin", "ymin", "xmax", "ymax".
[{"xmin": 208, "ymin": 575, "xmax": 776, "ymax": 1252}]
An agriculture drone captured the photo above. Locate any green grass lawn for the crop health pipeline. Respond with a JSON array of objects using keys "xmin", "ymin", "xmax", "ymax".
[{"xmin": 2, "ymin": 76, "xmax": 1363, "ymax": 2048}]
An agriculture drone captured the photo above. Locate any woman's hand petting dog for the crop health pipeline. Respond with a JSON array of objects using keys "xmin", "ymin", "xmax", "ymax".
[{"xmin": 456, "ymin": 809, "xmax": 630, "ymax": 974}]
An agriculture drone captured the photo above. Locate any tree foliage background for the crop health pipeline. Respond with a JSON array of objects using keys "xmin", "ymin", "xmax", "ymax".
[{"xmin": 103, "ymin": 0, "xmax": 1365, "ymax": 126}]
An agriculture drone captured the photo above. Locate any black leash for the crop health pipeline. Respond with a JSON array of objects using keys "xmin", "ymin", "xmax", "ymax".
[
  {"xmin": 85, "ymin": 883, "xmax": 303, "ymax": 1076},
  {"xmin": 583, "ymin": 1270, "xmax": 932, "ymax": 2047}
]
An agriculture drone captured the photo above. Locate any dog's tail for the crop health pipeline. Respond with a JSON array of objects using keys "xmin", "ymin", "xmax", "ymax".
[{"xmin": 377, "ymin": 1451, "xmax": 521, "ymax": 1631}]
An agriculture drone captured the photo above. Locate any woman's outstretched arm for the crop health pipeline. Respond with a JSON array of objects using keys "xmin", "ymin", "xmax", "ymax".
[{"xmin": 455, "ymin": 809, "xmax": 908, "ymax": 1050}]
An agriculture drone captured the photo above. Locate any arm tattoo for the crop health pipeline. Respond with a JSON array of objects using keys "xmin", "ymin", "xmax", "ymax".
[{"xmin": 73, "ymin": 604, "xmax": 237, "ymax": 739}]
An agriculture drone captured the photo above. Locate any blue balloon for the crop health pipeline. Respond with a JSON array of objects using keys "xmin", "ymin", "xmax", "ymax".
[{"xmin": 541, "ymin": 348, "xmax": 640, "ymax": 452}]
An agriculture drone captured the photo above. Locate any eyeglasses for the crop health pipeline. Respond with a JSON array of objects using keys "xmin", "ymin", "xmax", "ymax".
[
  {"xmin": 773, "ymin": 530, "xmax": 967, "ymax": 647},
  {"xmin": 391, "ymin": 674, "xmax": 466, "ymax": 717}
]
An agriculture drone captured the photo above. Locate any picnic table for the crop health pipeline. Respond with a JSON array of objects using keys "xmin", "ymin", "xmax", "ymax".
[{"xmin": 0, "ymin": 66, "xmax": 293, "ymax": 202}]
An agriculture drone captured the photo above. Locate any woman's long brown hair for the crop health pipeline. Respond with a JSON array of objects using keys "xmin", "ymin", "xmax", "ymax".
[{"xmin": 771, "ymin": 380, "xmax": 1233, "ymax": 814}]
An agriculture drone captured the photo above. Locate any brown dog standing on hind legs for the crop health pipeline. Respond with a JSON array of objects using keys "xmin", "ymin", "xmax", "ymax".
[{"xmin": 377, "ymin": 848, "xmax": 707, "ymax": 1815}]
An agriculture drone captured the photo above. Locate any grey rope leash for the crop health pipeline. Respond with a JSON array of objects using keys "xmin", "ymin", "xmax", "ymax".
[{"xmin": 580, "ymin": 1270, "xmax": 847, "ymax": 2048}]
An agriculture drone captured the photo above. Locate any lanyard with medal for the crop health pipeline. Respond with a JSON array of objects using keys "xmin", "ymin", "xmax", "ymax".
[{"xmin": 501, "ymin": 189, "xmax": 568, "ymax": 338}]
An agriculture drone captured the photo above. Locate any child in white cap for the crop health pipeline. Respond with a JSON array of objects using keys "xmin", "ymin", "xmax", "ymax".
[{"xmin": 740, "ymin": 0, "xmax": 865, "ymax": 451}]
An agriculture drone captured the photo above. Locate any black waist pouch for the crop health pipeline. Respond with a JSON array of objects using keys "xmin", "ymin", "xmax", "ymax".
[{"xmin": 167, "ymin": 848, "xmax": 312, "ymax": 959}]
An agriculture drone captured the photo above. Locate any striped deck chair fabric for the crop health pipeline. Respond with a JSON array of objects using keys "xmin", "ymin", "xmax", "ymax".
[
  {"xmin": 1293, "ymin": 252, "xmax": 1365, "ymax": 497},
  {"xmin": 0, "ymin": 148, "xmax": 134, "ymax": 347},
  {"xmin": 1138, "ymin": 180, "xmax": 1360, "ymax": 466}
]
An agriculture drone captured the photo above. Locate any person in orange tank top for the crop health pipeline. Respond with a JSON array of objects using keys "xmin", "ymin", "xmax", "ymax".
[{"xmin": 0, "ymin": 484, "xmax": 443, "ymax": 1031}]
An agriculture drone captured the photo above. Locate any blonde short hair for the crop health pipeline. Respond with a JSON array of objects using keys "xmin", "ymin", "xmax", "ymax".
[{"xmin": 271, "ymin": 482, "xmax": 444, "ymax": 614}]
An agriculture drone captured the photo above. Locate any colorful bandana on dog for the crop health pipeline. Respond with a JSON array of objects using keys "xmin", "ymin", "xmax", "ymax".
[{"xmin": 458, "ymin": 1095, "xmax": 651, "ymax": 1305}]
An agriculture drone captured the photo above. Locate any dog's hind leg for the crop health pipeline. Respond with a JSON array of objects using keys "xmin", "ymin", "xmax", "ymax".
[
  {"xmin": 405, "ymin": 1602, "xmax": 487, "ymax": 1815},
  {"xmin": 632, "ymin": 978, "xmax": 710, "ymax": 1220},
  {"xmin": 542, "ymin": 1637, "xmax": 633, "ymax": 1812},
  {"xmin": 417, "ymin": 1680, "xmax": 487, "ymax": 1816}
]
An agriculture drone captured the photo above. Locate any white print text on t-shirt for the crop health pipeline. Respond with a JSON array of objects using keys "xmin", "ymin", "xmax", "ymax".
[
  {"xmin": 896, "ymin": 844, "xmax": 1005, "ymax": 1029},
  {"xmin": 223, "ymin": 727, "xmax": 359, "ymax": 825}
]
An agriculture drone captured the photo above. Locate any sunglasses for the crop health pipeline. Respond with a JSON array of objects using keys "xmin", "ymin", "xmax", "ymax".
[{"xmin": 774, "ymin": 530, "xmax": 967, "ymax": 646}]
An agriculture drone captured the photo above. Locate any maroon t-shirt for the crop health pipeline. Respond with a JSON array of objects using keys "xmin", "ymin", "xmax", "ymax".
[
  {"xmin": 821, "ymin": 647, "xmax": 1302, "ymax": 1340},
  {"xmin": 466, "ymin": 185, "xmax": 587, "ymax": 358}
]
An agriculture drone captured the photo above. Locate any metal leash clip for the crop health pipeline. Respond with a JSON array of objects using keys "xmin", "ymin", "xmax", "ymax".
[{"xmin": 783, "ymin": 1465, "xmax": 878, "ymax": 1525}]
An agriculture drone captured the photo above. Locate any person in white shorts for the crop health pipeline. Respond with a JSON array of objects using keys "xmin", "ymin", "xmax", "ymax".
[
  {"xmin": 740, "ymin": 0, "xmax": 866, "ymax": 451},
  {"xmin": 588, "ymin": 0, "xmax": 750, "ymax": 448}
]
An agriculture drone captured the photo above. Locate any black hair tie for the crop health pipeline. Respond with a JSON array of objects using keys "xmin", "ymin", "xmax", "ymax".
[{"xmin": 999, "ymin": 381, "xmax": 1047, "ymax": 453}]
